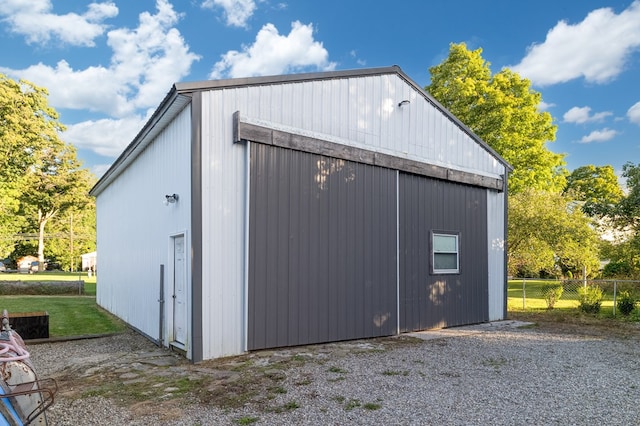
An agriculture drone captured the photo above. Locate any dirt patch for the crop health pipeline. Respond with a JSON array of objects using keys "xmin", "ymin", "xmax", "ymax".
[
  {"xmin": 36, "ymin": 333, "xmax": 422, "ymax": 418},
  {"xmin": 509, "ymin": 311, "xmax": 640, "ymax": 339}
]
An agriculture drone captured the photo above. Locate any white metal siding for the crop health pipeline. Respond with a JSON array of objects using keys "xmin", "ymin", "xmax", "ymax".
[
  {"xmin": 218, "ymin": 74, "xmax": 504, "ymax": 179},
  {"xmin": 199, "ymin": 73, "xmax": 507, "ymax": 359},
  {"xmin": 96, "ymin": 106, "xmax": 192, "ymax": 351},
  {"xmin": 487, "ymin": 190, "xmax": 506, "ymax": 321},
  {"xmin": 198, "ymin": 94, "xmax": 248, "ymax": 359}
]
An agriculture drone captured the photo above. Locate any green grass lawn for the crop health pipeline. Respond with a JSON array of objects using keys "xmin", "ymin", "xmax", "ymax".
[
  {"xmin": 508, "ymin": 279, "xmax": 640, "ymax": 320},
  {"xmin": 2, "ymin": 274, "xmax": 636, "ymax": 338},
  {"xmin": 2, "ymin": 295, "xmax": 127, "ymax": 337},
  {"xmin": 1, "ymin": 272, "xmax": 125, "ymax": 337}
]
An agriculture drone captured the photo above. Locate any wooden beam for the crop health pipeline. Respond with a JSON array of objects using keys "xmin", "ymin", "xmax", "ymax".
[{"xmin": 234, "ymin": 114, "xmax": 504, "ymax": 191}]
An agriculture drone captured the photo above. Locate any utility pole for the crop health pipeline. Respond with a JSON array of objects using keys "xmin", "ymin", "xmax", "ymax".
[{"xmin": 70, "ymin": 212, "xmax": 74, "ymax": 272}]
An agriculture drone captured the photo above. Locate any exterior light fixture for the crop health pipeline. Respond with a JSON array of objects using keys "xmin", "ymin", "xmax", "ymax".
[
  {"xmin": 398, "ymin": 100, "xmax": 410, "ymax": 107},
  {"xmin": 164, "ymin": 194, "xmax": 179, "ymax": 206}
]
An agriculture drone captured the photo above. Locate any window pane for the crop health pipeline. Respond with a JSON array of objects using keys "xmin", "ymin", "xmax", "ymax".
[
  {"xmin": 434, "ymin": 253, "xmax": 457, "ymax": 270},
  {"xmin": 433, "ymin": 234, "xmax": 457, "ymax": 252}
]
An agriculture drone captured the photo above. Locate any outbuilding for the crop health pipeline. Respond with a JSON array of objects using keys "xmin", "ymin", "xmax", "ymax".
[
  {"xmin": 80, "ymin": 251, "xmax": 97, "ymax": 272},
  {"xmin": 90, "ymin": 66, "xmax": 511, "ymax": 362}
]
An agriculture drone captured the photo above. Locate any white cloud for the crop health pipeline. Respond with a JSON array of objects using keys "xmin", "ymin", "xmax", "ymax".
[
  {"xmin": 0, "ymin": 0, "xmax": 118, "ymax": 47},
  {"xmin": 628, "ymin": 101, "xmax": 640, "ymax": 125},
  {"xmin": 64, "ymin": 114, "xmax": 149, "ymax": 157},
  {"xmin": 106, "ymin": 1, "xmax": 200, "ymax": 111},
  {"xmin": 201, "ymin": 0, "xmax": 256, "ymax": 28},
  {"xmin": 579, "ymin": 128, "xmax": 618, "ymax": 143},
  {"xmin": 210, "ymin": 21, "xmax": 336, "ymax": 79},
  {"xmin": 538, "ymin": 101, "xmax": 555, "ymax": 111},
  {"xmin": 350, "ymin": 50, "xmax": 366, "ymax": 66},
  {"xmin": 1, "ymin": 0, "xmax": 199, "ymax": 118},
  {"xmin": 90, "ymin": 163, "xmax": 113, "ymax": 179},
  {"xmin": 2, "ymin": 60, "xmax": 133, "ymax": 116},
  {"xmin": 1, "ymin": 0, "xmax": 199, "ymax": 162},
  {"xmin": 563, "ymin": 106, "xmax": 613, "ymax": 124},
  {"xmin": 511, "ymin": 1, "xmax": 640, "ymax": 86}
]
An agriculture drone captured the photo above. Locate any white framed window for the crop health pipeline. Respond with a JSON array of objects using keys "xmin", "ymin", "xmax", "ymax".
[{"xmin": 432, "ymin": 232, "xmax": 459, "ymax": 274}]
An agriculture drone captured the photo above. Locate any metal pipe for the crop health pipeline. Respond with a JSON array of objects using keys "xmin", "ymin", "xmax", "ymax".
[{"xmin": 158, "ymin": 264, "xmax": 165, "ymax": 347}]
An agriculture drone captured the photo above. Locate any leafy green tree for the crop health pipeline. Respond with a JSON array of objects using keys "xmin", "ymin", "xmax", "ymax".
[
  {"xmin": 0, "ymin": 73, "xmax": 96, "ymax": 268},
  {"xmin": 600, "ymin": 239, "xmax": 639, "ymax": 279},
  {"xmin": 0, "ymin": 183, "xmax": 25, "ymax": 257},
  {"xmin": 508, "ymin": 189, "xmax": 600, "ymax": 277},
  {"xmin": 565, "ymin": 165, "xmax": 623, "ymax": 215},
  {"xmin": 615, "ymin": 163, "xmax": 640, "ymax": 230},
  {"xmin": 426, "ymin": 43, "xmax": 567, "ymax": 193},
  {"xmin": 600, "ymin": 163, "xmax": 640, "ymax": 278},
  {"xmin": 0, "ymin": 73, "xmax": 68, "ymax": 259},
  {"xmin": 0, "ymin": 73, "xmax": 65, "ymax": 182},
  {"xmin": 45, "ymin": 203, "xmax": 96, "ymax": 272},
  {"xmin": 18, "ymin": 144, "xmax": 95, "ymax": 271}
]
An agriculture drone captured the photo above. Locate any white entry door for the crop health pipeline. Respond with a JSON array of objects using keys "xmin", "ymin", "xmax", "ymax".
[{"xmin": 172, "ymin": 234, "xmax": 187, "ymax": 346}]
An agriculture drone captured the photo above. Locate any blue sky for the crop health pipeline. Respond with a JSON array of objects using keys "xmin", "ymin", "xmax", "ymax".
[{"xmin": 1, "ymin": 0, "xmax": 639, "ymax": 181}]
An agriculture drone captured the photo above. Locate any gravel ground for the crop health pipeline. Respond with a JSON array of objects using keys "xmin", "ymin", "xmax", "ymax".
[{"xmin": 26, "ymin": 320, "xmax": 640, "ymax": 425}]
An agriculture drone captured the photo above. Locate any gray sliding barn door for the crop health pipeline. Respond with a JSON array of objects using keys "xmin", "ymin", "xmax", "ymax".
[
  {"xmin": 399, "ymin": 173, "xmax": 489, "ymax": 331},
  {"xmin": 248, "ymin": 144, "xmax": 397, "ymax": 350}
]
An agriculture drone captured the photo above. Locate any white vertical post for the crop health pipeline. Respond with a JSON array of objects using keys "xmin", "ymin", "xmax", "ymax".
[
  {"xmin": 395, "ymin": 170, "xmax": 400, "ymax": 335},
  {"xmin": 159, "ymin": 264, "xmax": 164, "ymax": 346},
  {"xmin": 613, "ymin": 281, "xmax": 617, "ymax": 317}
]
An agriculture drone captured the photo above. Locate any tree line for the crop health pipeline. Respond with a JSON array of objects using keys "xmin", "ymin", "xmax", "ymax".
[
  {"xmin": 0, "ymin": 74, "xmax": 95, "ymax": 272},
  {"xmin": 428, "ymin": 43, "xmax": 640, "ymax": 279}
]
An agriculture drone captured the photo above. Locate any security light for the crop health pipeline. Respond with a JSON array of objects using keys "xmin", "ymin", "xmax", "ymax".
[{"xmin": 164, "ymin": 194, "xmax": 179, "ymax": 205}]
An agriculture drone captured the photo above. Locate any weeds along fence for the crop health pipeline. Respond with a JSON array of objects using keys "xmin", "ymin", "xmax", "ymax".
[{"xmin": 509, "ymin": 278, "xmax": 640, "ymax": 316}]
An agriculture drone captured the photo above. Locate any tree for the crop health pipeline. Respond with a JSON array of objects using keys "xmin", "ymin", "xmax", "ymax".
[
  {"xmin": 44, "ymin": 198, "xmax": 96, "ymax": 272},
  {"xmin": 600, "ymin": 238, "xmax": 640, "ymax": 279},
  {"xmin": 615, "ymin": 163, "xmax": 640, "ymax": 230},
  {"xmin": 18, "ymin": 144, "xmax": 95, "ymax": 271},
  {"xmin": 0, "ymin": 183, "xmax": 24, "ymax": 257},
  {"xmin": 565, "ymin": 165, "xmax": 623, "ymax": 216},
  {"xmin": 0, "ymin": 74, "xmax": 64, "ymax": 183},
  {"xmin": 600, "ymin": 162, "xmax": 640, "ymax": 278},
  {"xmin": 0, "ymin": 73, "xmax": 67, "ymax": 258},
  {"xmin": 508, "ymin": 189, "xmax": 600, "ymax": 277},
  {"xmin": 0, "ymin": 73, "xmax": 96, "ymax": 267},
  {"xmin": 426, "ymin": 43, "xmax": 567, "ymax": 194}
]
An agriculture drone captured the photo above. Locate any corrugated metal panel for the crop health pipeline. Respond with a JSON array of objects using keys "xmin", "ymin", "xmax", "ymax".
[
  {"xmin": 96, "ymin": 106, "xmax": 192, "ymax": 348},
  {"xmin": 91, "ymin": 93, "xmax": 191, "ymax": 196},
  {"xmin": 487, "ymin": 190, "xmax": 506, "ymax": 321},
  {"xmin": 204, "ymin": 74, "xmax": 505, "ymax": 180},
  {"xmin": 248, "ymin": 144, "xmax": 397, "ymax": 350},
  {"xmin": 399, "ymin": 173, "xmax": 488, "ymax": 331},
  {"xmin": 198, "ymin": 91, "xmax": 248, "ymax": 360}
]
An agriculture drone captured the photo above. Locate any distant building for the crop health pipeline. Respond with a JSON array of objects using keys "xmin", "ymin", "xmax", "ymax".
[
  {"xmin": 81, "ymin": 251, "xmax": 97, "ymax": 272},
  {"xmin": 90, "ymin": 66, "xmax": 511, "ymax": 362}
]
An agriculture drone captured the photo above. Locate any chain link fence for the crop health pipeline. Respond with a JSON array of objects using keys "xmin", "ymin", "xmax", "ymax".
[{"xmin": 509, "ymin": 278, "xmax": 640, "ymax": 316}]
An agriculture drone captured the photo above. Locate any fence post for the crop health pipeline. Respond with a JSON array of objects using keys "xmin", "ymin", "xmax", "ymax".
[
  {"xmin": 522, "ymin": 278, "xmax": 526, "ymax": 310},
  {"xmin": 613, "ymin": 281, "xmax": 617, "ymax": 317}
]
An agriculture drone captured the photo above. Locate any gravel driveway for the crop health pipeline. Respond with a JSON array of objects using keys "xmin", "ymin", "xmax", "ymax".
[{"xmin": 27, "ymin": 318, "xmax": 640, "ymax": 425}]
